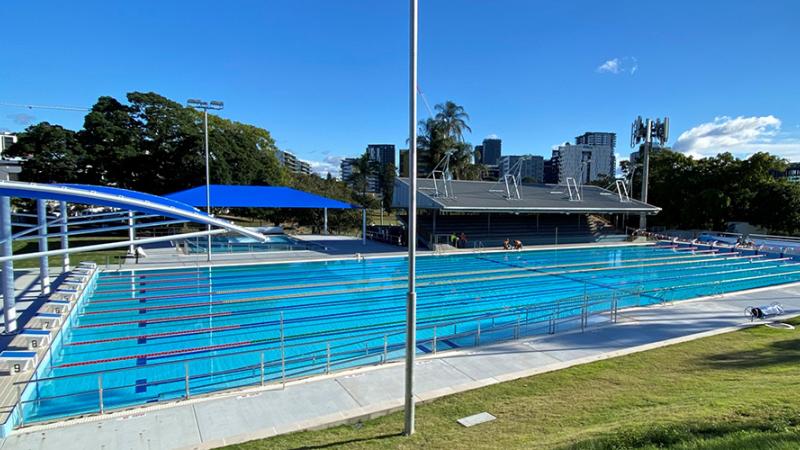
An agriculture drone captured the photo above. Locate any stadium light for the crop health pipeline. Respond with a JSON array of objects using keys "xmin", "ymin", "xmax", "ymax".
[{"xmin": 187, "ymin": 98, "xmax": 225, "ymax": 262}]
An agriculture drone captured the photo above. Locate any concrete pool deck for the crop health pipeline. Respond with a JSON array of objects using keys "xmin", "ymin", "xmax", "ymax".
[{"xmin": 2, "ymin": 281, "xmax": 799, "ymax": 450}]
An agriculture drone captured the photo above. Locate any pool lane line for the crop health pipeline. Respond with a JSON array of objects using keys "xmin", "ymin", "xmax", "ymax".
[
  {"xmin": 66, "ymin": 260, "xmax": 797, "ymax": 347},
  {"xmin": 87, "ymin": 251, "xmax": 723, "ymax": 304},
  {"xmin": 57, "ymin": 263, "xmax": 800, "ymax": 369},
  {"xmin": 77, "ymin": 256, "xmax": 773, "ymax": 332},
  {"xmin": 93, "ymin": 245, "xmax": 680, "ymax": 288},
  {"xmin": 91, "ymin": 246, "xmax": 670, "ymax": 294},
  {"xmin": 78, "ymin": 254, "xmax": 761, "ymax": 316},
  {"xmin": 69, "ymin": 261, "xmax": 797, "ymax": 342}
]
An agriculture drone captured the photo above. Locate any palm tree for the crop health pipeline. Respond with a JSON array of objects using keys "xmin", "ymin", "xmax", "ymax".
[{"xmin": 434, "ymin": 101, "xmax": 471, "ymax": 142}]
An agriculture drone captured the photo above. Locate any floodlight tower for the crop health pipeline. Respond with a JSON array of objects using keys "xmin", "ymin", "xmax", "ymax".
[
  {"xmin": 187, "ymin": 99, "xmax": 224, "ymax": 261},
  {"xmin": 630, "ymin": 116, "xmax": 669, "ymax": 230}
]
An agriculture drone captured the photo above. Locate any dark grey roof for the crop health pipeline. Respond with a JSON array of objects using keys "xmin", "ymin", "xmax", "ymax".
[{"xmin": 392, "ymin": 178, "xmax": 660, "ymax": 214}]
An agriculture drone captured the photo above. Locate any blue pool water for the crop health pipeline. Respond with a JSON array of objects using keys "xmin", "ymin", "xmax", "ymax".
[
  {"xmin": 185, "ymin": 234, "xmax": 310, "ymax": 253},
  {"xmin": 17, "ymin": 243, "xmax": 800, "ymax": 425}
]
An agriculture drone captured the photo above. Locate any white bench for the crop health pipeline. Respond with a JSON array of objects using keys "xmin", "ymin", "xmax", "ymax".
[
  {"xmin": 16, "ymin": 330, "xmax": 51, "ymax": 350},
  {"xmin": 0, "ymin": 351, "xmax": 38, "ymax": 374}
]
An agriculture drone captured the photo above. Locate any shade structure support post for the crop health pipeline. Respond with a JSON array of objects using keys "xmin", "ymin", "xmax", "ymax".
[
  {"xmin": 59, "ymin": 202, "xmax": 70, "ymax": 272},
  {"xmin": 362, "ymin": 208, "xmax": 366, "ymax": 246},
  {"xmin": 36, "ymin": 200, "xmax": 50, "ymax": 296},
  {"xmin": 404, "ymin": 0, "xmax": 418, "ymax": 437},
  {"xmin": 0, "ymin": 196, "xmax": 16, "ymax": 334},
  {"xmin": 323, "ymin": 208, "xmax": 328, "ymax": 235},
  {"xmin": 127, "ymin": 210, "xmax": 136, "ymax": 256}
]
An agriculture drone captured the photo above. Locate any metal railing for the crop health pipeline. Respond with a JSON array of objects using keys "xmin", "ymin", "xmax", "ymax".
[{"xmin": 9, "ymin": 285, "xmax": 654, "ymax": 428}]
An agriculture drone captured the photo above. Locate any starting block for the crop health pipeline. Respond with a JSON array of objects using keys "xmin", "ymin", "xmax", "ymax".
[
  {"xmin": 41, "ymin": 300, "xmax": 71, "ymax": 315},
  {"xmin": 29, "ymin": 313, "xmax": 62, "ymax": 330},
  {"xmin": 0, "ymin": 351, "xmax": 38, "ymax": 374},
  {"xmin": 16, "ymin": 329, "xmax": 51, "ymax": 350},
  {"xmin": 50, "ymin": 290, "xmax": 77, "ymax": 302}
]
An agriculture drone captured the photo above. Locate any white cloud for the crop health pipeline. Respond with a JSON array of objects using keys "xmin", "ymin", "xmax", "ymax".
[
  {"xmin": 596, "ymin": 57, "xmax": 638, "ymax": 75},
  {"xmin": 672, "ymin": 115, "xmax": 800, "ymax": 159},
  {"xmin": 305, "ymin": 155, "xmax": 344, "ymax": 178}
]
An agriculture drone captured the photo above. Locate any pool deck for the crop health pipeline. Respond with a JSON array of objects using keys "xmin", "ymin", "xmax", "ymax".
[{"xmin": 2, "ymin": 280, "xmax": 799, "ymax": 450}]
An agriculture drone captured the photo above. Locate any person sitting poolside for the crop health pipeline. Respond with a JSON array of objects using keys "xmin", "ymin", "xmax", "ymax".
[
  {"xmin": 503, "ymin": 238, "xmax": 511, "ymax": 250},
  {"xmin": 513, "ymin": 239, "xmax": 523, "ymax": 250}
]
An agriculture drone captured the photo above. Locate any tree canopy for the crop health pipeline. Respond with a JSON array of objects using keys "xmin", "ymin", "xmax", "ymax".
[{"xmin": 627, "ymin": 149, "xmax": 800, "ymax": 235}]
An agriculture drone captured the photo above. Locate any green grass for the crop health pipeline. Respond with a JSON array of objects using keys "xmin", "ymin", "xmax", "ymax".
[
  {"xmin": 12, "ymin": 236, "xmax": 127, "ymax": 269},
  {"xmin": 225, "ymin": 318, "xmax": 800, "ymax": 450}
]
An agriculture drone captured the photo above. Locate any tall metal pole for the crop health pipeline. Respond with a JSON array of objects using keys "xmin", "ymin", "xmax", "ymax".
[
  {"xmin": 0, "ymin": 195, "xmax": 16, "ymax": 333},
  {"xmin": 59, "ymin": 202, "xmax": 70, "ymax": 272},
  {"xmin": 36, "ymin": 199, "xmax": 50, "ymax": 296},
  {"xmin": 404, "ymin": 0, "xmax": 418, "ymax": 437},
  {"xmin": 204, "ymin": 109, "xmax": 212, "ymax": 262},
  {"xmin": 639, "ymin": 119, "xmax": 652, "ymax": 231}
]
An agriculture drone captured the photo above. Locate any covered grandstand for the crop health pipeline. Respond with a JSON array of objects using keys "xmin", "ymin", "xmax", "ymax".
[{"xmin": 392, "ymin": 178, "xmax": 661, "ymax": 248}]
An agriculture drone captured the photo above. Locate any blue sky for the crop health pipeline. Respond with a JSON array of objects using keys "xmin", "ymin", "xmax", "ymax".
[{"xmin": 2, "ymin": 1, "xmax": 799, "ymax": 176}]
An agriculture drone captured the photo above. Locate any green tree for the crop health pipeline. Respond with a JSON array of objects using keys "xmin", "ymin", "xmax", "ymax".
[
  {"xmin": 79, "ymin": 96, "xmax": 141, "ymax": 187},
  {"xmin": 5, "ymin": 122, "xmax": 87, "ymax": 183},
  {"xmin": 380, "ymin": 162, "xmax": 396, "ymax": 211}
]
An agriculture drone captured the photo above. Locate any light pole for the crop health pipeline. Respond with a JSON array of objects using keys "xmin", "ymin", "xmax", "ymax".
[
  {"xmin": 187, "ymin": 99, "xmax": 224, "ymax": 262},
  {"xmin": 404, "ymin": 0, "xmax": 418, "ymax": 437}
]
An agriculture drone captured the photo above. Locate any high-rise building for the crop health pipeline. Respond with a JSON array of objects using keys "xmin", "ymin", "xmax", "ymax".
[
  {"xmin": 277, "ymin": 150, "xmax": 314, "ymax": 176},
  {"xmin": 340, "ymin": 157, "xmax": 358, "ymax": 182},
  {"xmin": 543, "ymin": 157, "xmax": 558, "ymax": 184},
  {"xmin": 576, "ymin": 132, "xmax": 616, "ymax": 149},
  {"xmin": 474, "ymin": 145, "xmax": 484, "ymax": 164},
  {"xmin": 0, "ymin": 133, "xmax": 17, "ymax": 157},
  {"xmin": 553, "ymin": 143, "xmax": 615, "ymax": 184},
  {"xmin": 629, "ymin": 144, "xmax": 669, "ymax": 165},
  {"xmin": 481, "ymin": 137, "xmax": 502, "ymax": 165},
  {"xmin": 399, "ymin": 149, "xmax": 432, "ymax": 178},
  {"xmin": 366, "ymin": 144, "xmax": 396, "ymax": 167},
  {"xmin": 498, "ymin": 155, "xmax": 544, "ymax": 183}
]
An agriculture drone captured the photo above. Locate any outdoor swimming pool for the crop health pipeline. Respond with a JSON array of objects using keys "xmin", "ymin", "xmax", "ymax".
[{"xmin": 15, "ymin": 243, "xmax": 800, "ymax": 426}]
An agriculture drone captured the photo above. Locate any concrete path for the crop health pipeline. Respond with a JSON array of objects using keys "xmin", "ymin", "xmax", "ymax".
[{"xmin": 2, "ymin": 283, "xmax": 799, "ymax": 450}]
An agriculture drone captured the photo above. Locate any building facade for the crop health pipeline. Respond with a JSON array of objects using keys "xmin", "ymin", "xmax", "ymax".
[
  {"xmin": 498, "ymin": 155, "xmax": 544, "ymax": 183},
  {"xmin": 481, "ymin": 138, "xmax": 502, "ymax": 166},
  {"xmin": 277, "ymin": 150, "xmax": 313, "ymax": 176},
  {"xmin": 0, "ymin": 133, "xmax": 17, "ymax": 157},
  {"xmin": 576, "ymin": 132, "xmax": 616, "ymax": 149},
  {"xmin": 366, "ymin": 144, "xmax": 396, "ymax": 167},
  {"xmin": 554, "ymin": 143, "xmax": 615, "ymax": 184}
]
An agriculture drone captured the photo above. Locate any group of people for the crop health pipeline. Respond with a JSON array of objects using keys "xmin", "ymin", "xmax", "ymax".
[
  {"xmin": 503, "ymin": 238, "xmax": 523, "ymax": 250},
  {"xmin": 449, "ymin": 232, "xmax": 469, "ymax": 249}
]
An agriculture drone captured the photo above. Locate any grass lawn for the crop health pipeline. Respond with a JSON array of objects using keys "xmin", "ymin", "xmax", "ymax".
[
  {"xmin": 12, "ymin": 236, "xmax": 128, "ymax": 270},
  {"xmin": 226, "ymin": 318, "xmax": 800, "ymax": 450}
]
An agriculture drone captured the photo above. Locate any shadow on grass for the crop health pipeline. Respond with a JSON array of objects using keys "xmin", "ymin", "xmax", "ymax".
[
  {"xmin": 701, "ymin": 335, "xmax": 800, "ymax": 369},
  {"xmin": 287, "ymin": 432, "xmax": 402, "ymax": 450}
]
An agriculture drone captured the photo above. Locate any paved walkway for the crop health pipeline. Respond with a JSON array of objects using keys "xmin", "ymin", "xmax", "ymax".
[{"xmin": 2, "ymin": 282, "xmax": 799, "ymax": 450}]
